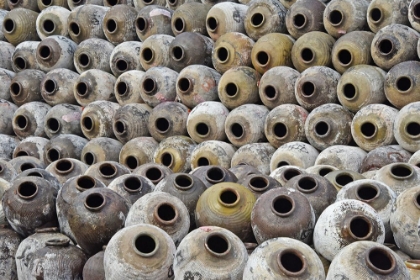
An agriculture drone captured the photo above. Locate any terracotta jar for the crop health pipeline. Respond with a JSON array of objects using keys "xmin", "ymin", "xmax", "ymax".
[
  {"xmin": 373, "ymin": 162, "xmax": 420, "ymax": 196},
  {"xmin": 191, "ymin": 165, "xmax": 237, "ymax": 188},
  {"xmin": 243, "ymin": 237, "xmax": 325, "ymax": 279},
  {"xmin": 231, "ymin": 143, "xmax": 276, "ymax": 175},
  {"xmin": 132, "ymin": 162, "xmax": 173, "ymax": 185},
  {"xmin": 270, "ymin": 165, "xmax": 307, "ymax": 186},
  {"xmin": 35, "ymin": 35, "xmax": 77, "ymax": 72},
  {"xmin": 368, "ymin": 0, "xmax": 411, "ymax": 33},
  {"xmin": 43, "ymin": 134, "xmax": 87, "ymax": 165},
  {"xmin": 295, "ymin": 66, "xmax": 340, "ymax": 111},
  {"xmin": 315, "ymin": 145, "xmax": 367, "ymax": 172},
  {"xmin": 186, "ymin": 101, "xmax": 229, "ymax": 143},
  {"xmin": 110, "ymin": 41, "xmax": 144, "ymax": 77},
  {"xmin": 174, "ymin": 226, "xmax": 248, "ymax": 280},
  {"xmin": 74, "ymin": 69, "xmax": 117, "ymax": 106},
  {"xmin": 81, "ymin": 137, "xmax": 122, "ymax": 165},
  {"xmin": 153, "ymin": 136, "xmax": 196, "ymax": 173},
  {"xmin": 314, "ymin": 199, "xmax": 385, "ymax": 261},
  {"xmin": 135, "ymin": 5, "xmax": 173, "ymax": 42},
  {"xmin": 104, "ymin": 224, "xmax": 176, "ymax": 280},
  {"xmin": 10, "ymin": 69, "xmax": 45, "ymax": 106},
  {"xmin": 125, "ymin": 192, "xmax": 190, "ymax": 246},
  {"xmin": 147, "ymin": 101, "xmax": 188, "ymax": 142},
  {"xmin": 139, "ymin": 35, "xmax": 174, "ymax": 71},
  {"xmin": 258, "ymin": 66, "xmax": 299, "ymax": 109},
  {"xmin": 56, "ymin": 175, "xmax": 105, "ymax": 243},
  {"xmin": 36, "ymin": 6, "xmax": 70, "ymax": 39},
  {"xmin": 331, "ymin": 31, "xmax": 375, "ymax": 74},
  {"xmin": 360, "ymin": 145, "xmax": 412, "ymax": 173},
  {"xmin": 212, "ymin": 32, "xmax": 254, "ymax": 74},
  {"xmin": 119, "ymin": 137, "xmax": 158, "ymax": 171},
  {"xmin": 336, "ymin": 179, "xmax": 397, "ymax": 240},
  {"xmin": 43, "ymin": 104, "xmax": 83, "ymax": 138},
  {"xmin": 102, "ymin": 4, "xmax": 138, "ymax": 45},
  {"xmin": 195, "ymin": 182, "xmax": 256, "ymax": 241},
  {"xmin": 239, "ymin": 173, "xmax": 281, "ymax": 198},
  {"xmin": 11, "ymin": 41, "xmax": 39, "ymax": 72},
  {"xmin": 285, "ymin": 0, "xmax": 326, "ymax": 39},
  {"xmin": 15, "ymin": 168, "xmax": 60, "ymax": 191},
  {"xmin": 84, "ymin": 161, "xmax": 130, "ymax": 186},
  {"xmin": 324, "ymin": 169, "xmax": 365, "ymax": 191},
  {"xmin": 390, "ymin": 186, "xmax": 420, "ymax": 259},
  {"xmin": 107, "ymin": 174, "xmax": 154, "ymax": 207},
  {"xmin": 80, "ymin": 101, "xmax": 121, "ymax": 140},
  {"xmin": 73, "ymin": 38, "xmax": 114, "ymax": 74},
  {"xmin": 114, "ymin": 70, "xmax": 145, "ymax": 105},
  {"xmin": 394, "ymin": 101, "xmax": 420, "ymax": 152},
  {"xmin": 40, "ymin": 68, "xmax": 79, "ymax": 106},
  {"xmin": 190, "ymin": 141, "xmax": 236, "ymax": 170},
  {"xmin": 2, "ymin": 176, "xmax": 58, "ymax": 237},
  {"xmin": 68, "ymin": 187, "xmax": 129, "ymax": 255},
  {"xmin": 45, "ymin": 158, "xmax": 88, "ymax": 185},
  {"xmin": 83, "ymin": 247, "xmax": 105, "ymax": 280},
  {"xmin": 9, "ymin": 156, "xmax": 45, "ymax": 173},
  {"xmin": 171, "ymin": 2, "xmax": 210, "ymax": 36},
  {"xmin": 252, "ymin": 187, "xmax": 315, "ymax": 244},
  {"xmin": 3, "ymin": 8, "xmax": 39, "ymax": 45},
  {"xmin": 244, "ymin": 0, "xmax": 287, "ymax": 40},
  {"xmin": 29, "ymin": 238, "xmax": 87, "ymax": 279},
  {"xmin": 285, "ymin": 173, "xmax": 337, "ymax": 219},
  {"xmin": 304, "ymin": 103, "xmax": 353, "ymax": 151},
  {"xmin": 67, "ymin": 5, "xmax": 109, "ymax": 43},
  {"xmin": 0, "ymin": 225, "xmax": 22, "ymax": 280},
  {"xmin": 327, "ymin": 241, "xmax": 410, "ymax": 279},
  {"xmin": 270, "ymin": 141, "xmax": 319, "ymax": 172}
]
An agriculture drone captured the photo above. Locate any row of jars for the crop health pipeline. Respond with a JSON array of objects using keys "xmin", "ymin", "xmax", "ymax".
[{"xmin": 1, "ymin": 157, "xmax": 420, "ymax": 278}]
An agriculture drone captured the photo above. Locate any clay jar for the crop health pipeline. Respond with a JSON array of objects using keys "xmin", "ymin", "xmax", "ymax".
[
  {"xmin": 84, "ymin": 161, "xmax": 130, "ymax": 186},
  {"xmin": 135, "ymin": 5, "xmax": 173, "ymax": 41},
  {"xmin": 231, "ymin": 143, "xmax": 276, "ymax": 175},
  {"xmin": 119, "ymin": 137, "xmax": 158, "ymax": 171},
  {"xmin": 83, "ymin": 247, "xmax": 105, "ymax": 280},
  {"xmin": 270, "ymin": 141, "xmax": 319, "ymax": 171},
  {"xmin": 327, "ymin": 241, "xmax": 410, "ymax": 279},
  {"xmin": 133, "ymin": 162, "xmax": 173, "ymax": 185},
  {"xmin": 104, "ymin": 224, "xmax": 176, "ymax": 280},
  {"xmin": 251, "ymin": 187, "xmax": 315, "ymax": 244},
  {"xmin": 373, "ymin": 162, "xmax": 420, "ymax": 196},
  {"xmin": 285, "ymin": 0, "xmax": 326, "ymax": 39},
  {"xmin": 195, "ymin": 182, "xmax": 256, "ymax": 241},
  {"xmin": 394, "ymin": 101, "xmax": 420, "ymax": 152},
  {"xmin": 81, "ymin": 137, "xmax": 123, "ymax": 165},
  {"xmin": 29, "ymin": 238, "xmax": 87, "ymax": 279},
  {"xmin": 324, "ymin": 169, "xmax": 365, "ymax": 191},
  {"xmin": 107, "ymin": 174, "xmax": 154, "ymax": 207},
  {"xmin": 2, "ymin": 176, "xmax": 58, "ymax": 236},
  {"xmin": 285, "ymin": 173, "xmax": 337, "ymax": 219},
  {"xmin": 360, "ymin": 145, "xmax": 412, "ymax": 173},
  {"xmin": 390, "ymin": 186, "xmax": 420, "ymax": 258},
  {"xmin": 270, "ymin": 165, "xmax": 307, "ymax": 186},
  {"xmin": 174, "ymin": 226, "xmax": 248, "ymax": 280},
  {"xmin": 190, "ymin": 140, "xmax": 236, "ymax": 170},
  {"xmin": 238, "ymin": 173, "xmax": 281, "ymax": 198},
  {"xmin": 0, "ymin": 225, "xmax": 22, "ymax": 280},
  {"xmin": 191, "ymin": 165, "xmax": 237, "ymax": 188},
  {"xmin": 125, "ymin": 192, "xmax": 190, "ymax": 246},
  {"xmin": 56, "ymin": 175, "xmax": 105, "ymax": 243},
  {"xmin": 243, "ymin": 237, "xmax": 325, "ymax": 280},
  {"xmin": 314, "ymin": 199, "xmax": 385, "ymax": 261},
  {"xmin": 67, "ymin": 5, "xmax": 109, "ymax": 43},
  {"xmin": 45, "ymin": 158, "xmax": 88, "ymax": 185},
  {"xmin": 315, "ymin": 145, "xmax": 367, "ymax": 172},
  {"xmin": 67, "ymin": 187, "xmax": 129, "ymax": 255},
  {"xmin": 36, "ymin": 6, "xmax": 71, "ymax": 39}
]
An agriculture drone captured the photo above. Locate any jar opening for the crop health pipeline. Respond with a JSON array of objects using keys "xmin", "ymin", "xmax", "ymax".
[
  {"xmin": 205, "ymin": 233, "xmax": 231, "ymax": 256},
  {"xmin": 42, "ymin": 20, "xmax": 55, "ymax": 34},
  {"xmin": 76, "ymin": 82, "xmax": 89, "ymax": 97},
  {"xmin": 300, "ymin": 48, "xmax": 314, "ymax": 63},
  {"xmin": 219, "ymin": 189, "xmax": 239, "ymax": 206},
  {"xmin": 136, "ymin": 17, "xmax": 148, "ymax": 33},
  {"xmin": 390, "ymin": 164, "xmax": 413, "ymax": 179},
  {"xmin": 18, "ymin": 181, "xmax": 38, "ymax": 199},
  {"xmin": 318, "ymin": 167, "xmax": 333, "ymax": 176},
  {"xmin": 124, "ymin": 176, "xmax": 142, "ymax": 192},
  {"xmin": 207, "ymin": 17, "xmax": 218, "ymax": 32},
  {"xmin": 116, "ymin": 59, "xmax": 128, "ymax": 71},
  {"xmin": 225, "ymin": 82, "xmax": 239, "ymax": 98},
  {"xmin": 106, "ymin": 19, "xmax": 117, "ymax": 33},
  {"xmin": 335, "ymin": 173, "xmax": 354, "ymax": 187},
  {"xmin": 249, "ymin": 176, "xmax": 269, "ymax": 192},
  {"xmin": 46, "ymin": 148, "xmax": 61, "ymax": 163},
  {"xmin": 195, "ymin": 122, "xmax": 210, "ymax": 137},
  {"xmin": 174, "ymin": 18, "xmax": 185, "ymax": 32},
  {"xmin": 405, "ymin": 122, "xmax": 420, "ymax": 138},
  {"xmin": 47, "ymin": 118, "xmax": 60, "ymax": 133},
  {"xmin": 106, "ymin": 0, "xmax": 119, "ymax": 5},
  {"xmin": 20, "ymin": 163, "xmax": 35, "ymax": 172},
  {"xmin": 14, "ymin": 57, "xmax": 27, "ymax": 70},
  {"xmin": 142, "ymin": 78, "xmax": 157, "ymax": 95},
  {"xmin": 366, "ymin": 248, "xmax": 396, "ymax": 274},
  {"xmin": 69, "ymin": 22, "xmax": 81, "ymax": 36},
  {"xmin": 349, "ymin": 216, "xmax": 373, "ymax": 240},
  {"xmin": 133, "ymin": 234, "xmax": 158, "ymax": 257},
  {"xmin": 125, "ymin": 156, "xmax": 138, "ymax": 170},
  {"xmin": 155, "ymin": 203, "xmax": 178, "ymax": 224},
  {"xmin": 114, "ymin": 121, "xmax": 127, "ymax": 135},
  {"xmin": 272, "ymin": 195, "xmax": 295, "ymax": 216},
  {"xmin": 273, "ymin": 122, "xmax": 288, "ymax": 139},
  {"xmin": 414, "ymin": 4, "xmax": 420, "ymax": 19},
  {"xmin": 282, "ymin": 168, "xmax": 301, "ymax": 181},
  {"xmin": 277, "ymin": 249, "xmax": 307, "ymax": 276},
  {"xmin": 369, "ymin": 8, "xmax": 382, "ymax": 23},
  {"xmin": 39, "ymin": 45, "xmax": 52, "ymax": 60},
  {"xmin": 171, "ymin": 46, "xmax": 185, "ymax": 61},
  {"xmin": 3, "ymin": 19, "xmax": 15, "ymax": 33},
  {"xmin": 230, "ymin": 123, "xmax": 244, "ymax": 139},
  {"xmin": 328, "ymin": 10, "xmax": 344, "ymax": 26},
  {"xmin": 378, "ymin": 39, "xmax": 393, "ymax": 55},
  {"xmin": 82, "ymin": 117, "xmax": 94, "ymax": 132},
  {"xmin": 174, "ymin": 174, "xmax": 193, "ymax": 190},
  {"xmin": 141, "ymin": 48, "xmax": 154, "ymax": 63},
  {"xmin": 256, "ymin": 51, "xmax": 269, "ymax": 67},
  {"xmin": 297, "ymin": 176, "xmax": 318, "ymax": 192},
  {"xmin": 338, "ymin": 49, "xmax": 352, "ymax": 66},
  {"xmin": 76, "ymin": 176, "xmax": 96, "ymax": 191},
  {"xmin": 145, "ymin": 167, "xmax": 163, "ymax": 183},
  {"xmin": 264, "ymin": 85, "xmax": 277, "ymax": 100},
  {"xmin": 84, "ymin": 152, "xmax": 96, "ymax": 165},
  {"xmin": 250, "ymin": 13, "xmax": 264, "ymax": 28},
  {"xmin": 44, "ymin": 79, "xmax": 57, "ymax": 94},
  {"xmin": 315, "ymin": 121, "xmax": 330, "ymax": 137},
  {"xmin": 15, "ymin": 151, "xmax": 29, "ymax": 157},
  {"xmin": 396, "ymin": 76, "xmax": 412, "ymax": 93},
  {"xmin": 116, "ymin": 81, "xmax": 129, "ymax": 96},
  {"xmin": 99, "ymin": 163, "xmax": 117, "ymax": 178},
  {"xmin": 55, "ymin": 159, "xmax": 74, "ymax": 174},
  {"xmin": 160, "ymin": 152, "xmax": 174, "ymax": 168},
  {"xmin": 293, "ymin": 14, "xmax": 306, "ymax": 29},
  {"xmin": 84, "ymin": 193, "xmax": 106, "ymax": 210},
  {"xmin": 342, "ymin": 83, "xmax": 357, "ymax": 100},
  {"xmin": 216, "ymin": 47, "xmax": 229, "ymax": 63},
  {"xmin": 356, "ymin": 184, "xmax": 379, "ymax": 202},
  {"xmin": 10, "ymin": 82, "xmax": 21, "ymax": 96},
  {"xmin": 156, "ymin": 118, "xmax": 170, "ymax": 134},
  {"xmin": 206, "ymin": 166, "xmax": 226, "ymax": 183},
  {"xmin": 197, "ymin": 156, "xmax": 210, "ymax": 166},
  {"xmin": 177, "ymin": 77, "xmax": 192, "ymax": 93},
  {"xmin": 41, "ymin": 0, "xmax": 53, "ymax": 6},
  {"xmin": 301, "ymin": 81, "xmax": 315, "ymax": 97}
]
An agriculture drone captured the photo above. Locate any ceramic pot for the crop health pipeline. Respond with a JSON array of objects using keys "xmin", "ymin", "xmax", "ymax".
[
  {"xmin": 119, "ymin": 137, "xmax": 158, "ymax": 171},
  {"xmin": 81, "ymin": 137, "xmax": 122, "ymax": 166},
  {"xmin": 231, "ymin": 143, "xmax": 276, "ymax": 175}
]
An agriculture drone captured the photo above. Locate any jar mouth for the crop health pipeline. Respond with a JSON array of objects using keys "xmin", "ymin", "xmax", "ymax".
[
  {"xmin": 355, "ymin": 183, "xmax": 380, "ymax": 202},
  {"xmin": 256, "ymin": 51, "xmax": 270, "ymax": 67},
  {"xmin": 300, "ymin": 48, "xmax": 315, "ymax": 63},
  {"xmin": 77, "ymin": 52, "xmax": 91, "ymax": 68},
  {"xmin": 160, "ymin": 152, "xmax": 174, "ymax": 169},
  {"xmin": 82, "ymin": 116, "xmax": 95, "ymax": 132},
  {"xmin": 224, "ymin": 82, "xmax": 239, "ymax": 98},
  {"xmin": 250, "ymin": 12, "xmax": 265, "ymax": 28},
  {"xmin": 334, "ymin": 172, "xmax": 355, "ymax": 188},
  {"xmin": 377, "ymin": 38, "xmax": 394, "ymax": 56},
  {"xmin": 142, "ymin": 77, "xmax": 157, "ymax": 95},
  {"xmin": 106, "ymin": 18, "xmax": 118, "ymax": 34},
  {"xmin": 42, "ymin": 19, "xmax": 56, "ymax": 34},
  {"xmin": 155, "ymin": 117, "xmax": 171, "ymax": 134},
  {"xmin": 124, "ymin": 155, "xmax": 139, "ymax": 170},
  {"xmin": 404, "ymin": 121, "xmax": 420, "ymax": 139},
  {"xmin": 206, "ymin": 16, "xmax": 218, "ymax": 32},
  {"xmin": 98, "ymin": 163, "xmax": 118, "ymax": 178},
  {"xmin": 292, "ymin": 13, "xmax": 307, "ymax": 29},
  {"xmin": 123, "ymin": 176, "xmax": 142, "ymax": 193},
  {"xmin": 337, "ymin": 49, "xmax": 353, "ymax": 66},
  {"xmin": 204, "ymin": 232, "xmax": 232, "ymax": 257},
  {"xmin": 17, "ymin": 181, "xmax": 39, "ymax": 200},
  {"xmin": 116, "ymin": 81, "xmax": 129, "ymax": 97},
  {"xmin": 38, "ymin": 45, "xmax": 53, "ymax": 61},
  {"xmin": 171, "ymin": 46, "xmax": 185, "ymax": 62},
  {"xmin": 215, "ymin": 47, "xmax": 229, "ymax": 64},
  {"xmin": 46, "ymin": 118, "xmax": 61, "ymax": 134},
  {"xmin": 136, "ymin": 16, "xmax": 148, "ymax": 33},
  {"xmin": 14, "ymin": 56, "xmax": 27, "ymax": 71},
  {"xmin": 84, "ymin": 192, "xmax": 106, "ymax": 211},
  {"xmin": 153, "ymin": 202, "xmax": 179, "ymax": 225},
  {"xmin": 69, "ymin": 21, "xmax": 81, "ymax": 36},
  {"xmin": 46, "ymin": 148, "xmax": 61, "ymax": 163},
  {"xmin": 389, "ymin": 163, "xmax": 413, "ymax": 180},
  {"xmin": 248, "ymin": 175, "xmax": 269, "ymax": 192},
  {"xmin": 177, "ymin": 77, "xmax": 193, "ymax": 94},
  {"xmin": 263, "ymin": 85, "xmax": 278, "ymax": 100},
  {"xmin": 3, "ymin": 18, "xmax": 15, "ymax": 33},
  {"xmin": 276, "ymin": 249, "xmax": 307, "ymax": 277},
  {"xmin": 300, "ymin": 81, "xmax": 316, "ymax": 98},
  {"xmin": 141, "ymin": 48, "xmax": 154, "ymax": 63},
  {"xmin": 114, "ymin": 120, "xmax": 128, "ymax": 135},
  {"xmin": 133, "ymin": 233, "xmax": 159, "ymax": 257},
  {"xmin": 360, "ymin": 122, "xmax": 378, "ymax": 139},
  {"xmin": 342, "ymin": 83, "xmax": 358, "ymax": 100},
  {"xmin": 76, "ymin": 175, "xmax": 97, "ymax": 192},
  {"xmin": 174, "ymin": 174, "xmax": 194, "ymax": 190},
  {"xmin": 328, "ymin": 9, "xmax": 344, "ymax": 26},
  {"xmin": 116, "ymin": 59, "xmax": 128, "ymax": 72},
  {"xmin": 54, "ymin": 159, "xmax": 74, "ymax": 175},
  {"xmin": 173, "ymin": 17, "xmax": 186, "ymax": 33},
  {"xmin": 271, "ymin": 194, "xmax": 295, "ymax": 216},
  {"xmin": 144, "ymin": 166, "xmax": 164, "ymax": 184},
  {"xmin": 205, "ymin": 166, "xmax": 226, "ymax": 183},
  {"xmin": 10, "ymin": 82, "xmax": 22, "ymax": 97},
  {"xmin": 395, "ymin": 76, "xmax": 413, "ymax": 93},
  {"xmin": 296, "ymin": 176, "xmax": 318, "ymax": 193},
  {"xmin": 369, "ymin": 7, "xmax": 383, "ymax": 24},
  {"xmin": 280, "ymin": 167, "xmax": 301, "ymax": 182},
  {"xmin": 413, "ymin": 3, "xmax": 420, "ymax": 20},
  {"xmin": 83, "ymin": 152, "xmax": 96, "ymax": 166},
  {"xmin": 43, "ymin": 79, "xmax": 58, "ymax": 95},
  {"xmin": 230, "ymin": 123, "xmax": 245, "ymax": 139},
  {"xmin": 272, "ymin": 122, "xmax": 288, "ymax": 140},
  {"xmin": 346, "ymin": 215, "xmax": 374, "ymax": 240},
  {"xmin": 366, "ymin": 247, "xmax": 396, "ymax": 275},
  {"xmin": 195, "ymin": 122, "xmax": 210, "ymax": 138},
  {"xmin": 218, "ymin": 188, "xmax": 240, "ymax": 207},
  {"xmin": 196, "ymin": 157, "xmax": 210, "ymax": 167},
  {"xmin": 314, "ymin": 120, "xmax": 330, "ymax": 138}
]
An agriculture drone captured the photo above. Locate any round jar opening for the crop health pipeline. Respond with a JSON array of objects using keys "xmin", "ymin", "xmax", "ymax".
[
  {"xmin": 98, "ymin": 163, "xmax": 118, "ymax": 178},
  {"xmin": 141, "ymin": 48, "xmax": 154, "ymax": 63},
  {"xmin": 318, "ymin": 167, "xmax": 334, "ymax": 176},
  {"xmin": 338, "ymin": 49, "xmax": 352, "ymax": 66},
  {"xmin": 82, "ymin": 116, "xmax": 94, "ymax": 131},
  {"xmin": 378, "ymin": 39, "xmax": 393, "ymax": 55},
  {"xmin": 106, "ymin": 19, "xmax": 117, "ymax": 33},
  {"xmin": 369, "ymin": 8, "xmax": 383, "ymax": 23},
  {"xmin": 293, "ymin": 14, "xmax": 306, "ymax": 29},
  {"xmin": 124, "ymin": 176, "xmax": 142, "ymax": 192},
  {"xmin": 297, "ymin": 176, "xmax": 318, "ymax": 193},
  {"xmin": 342, "ymin": 83, "xmax": 357, "ymax": 100},
  {"xmin": 42, "ymin": 19, "xmax": 55, "ymax": 34},
  {"xmin": 225, "ymin": 82, "xmax": 239, "ymax": 98},
  {"xmin": 76, "ymin": 82, "xmax": 89, "ymax": 97},
  {"xmin": 55, "ymin": 159, "xmax": 74, "ymax": 174},
  {"xmin": 366, "ymin": 247, "xmax": 396, "ymax": 275},
  {"xmin": 300, "ymin": 48, "xmax": 314, "ymax": 63},
  {"xmin": 395, "ymin": 76, "xmax": 412, "ymax": 93},
  {"xmin": 177, "ymin": 77, "xmax": 192, "ymax": 93},
  {"xmin": 17, "ymin": 181, "xmax": 38, "ymax": 199},
  {"xmin": 154, "ymin": 202, "xmax": 178, "ymax": 224},
  {"xmin": 14, "ymin": 57, "xmax": 27, "ymax": 70},
  {"xmin": 301, "ymin": 81, "xmax": 315, "ymax": 97},
  {"xmin": 390, "ymin": 164, "xmax": 413, "ymax": 179},
  {"xmin": 3, "ymin": 19, "xmax": 15, "ymax": 33},
  {"xmin": 38, "ymin": 45, "xmax": 52, "ymax": 60},
  {"xmin": 133, "ymin": 234, "xmax": 159, "ymax": 257},
  {"xmin": 230, "ymin": 123, "xmax": 244, "ymax": 139},
  {"xmin": 46, "ymin": 148, "xmax": 61, "ymax": 163},
  {"xmin": 335, "ymin": 173, "xmax": 354, "ymax": 187},
  {"xmin": 197, "ymin": 157, "xmax": 210, "ymax": 166},
  {"xmin": 277, "ymin": 249, "xmax": 307, "ymax": 276},
  {"xmin": 84, "ymin": 193, "xmax": 106, "ymax": 210},
  {"xmin": 256, "ymin": 51, "xmax": 269, "ymax": 67},
  {"xmin": 20, "ymin": 163, "xmax": 36, "ymax": 172},
  {"xmin": 405, "ymin": 122, "xmax": 420, "ymax": 138},
  {"xmin": 250, "ymin": 12, "xmax": 264, "ymax": 28},
  {"xmin": 142, "ymin": 78, "xmax": 157, "ymax": 95},
  {"xmin": 76, "ymin": 176, "xmax": 96, "ymax": 191},
  {"xmin": 114, "ymin": 120, "xmax": 127, "ymax": 135},
  {"xmin": 171, "ymin": 46, "xmax": 184, "ymax": 61},
  {"xmin": 155, "ymin": 118, "xmax": 170, "ymax": 133},
  {"xmin": 314, "ymin": 121, "xmax": 330, "ymax": 137},
  {"xmin": 281, "ymin": 168, "xmax": 301, "ymax": 181},
  {"xmin": 249, "ymin": 176, "xmax": 269, "ymax": 192},
  {"xmin": 160, "ymin": 152, "xmax": 174, "ymax": 168},
  {"xmin": 116, "ymin": 81, "xmax": 129, "ymax": 96},
  {"xmin": 216, "ymin": 47, "xmax": 229, "ymax": 63},
  {"xmin": 413, "ymin": 3, "xmax": 420, "ymax": 19},
  {"xmin": 47, "ymin": 118, "xmax": 60, "ymax": 133},
  {"xmin": 174, "ymin": 174, "xmax": 193, "ymax": 190},
  {"xmin": 360, "ymin": 122, "xmax": 377, "ymax": 139},
  {"xmin": 205, "ymin": 233, "xmax": 231, "ymax": 256},
  {"xmin": 263, "ymin": 85, "xmax": 277, "ymax": 100},
  {"xmin": 271, "ymin": 195, "xmax": 295, "ymax": 216},
  {"xmin": 173, "ymin": 17, "xmax": 185, "ymax": 32},
  {"xmin": 43, "ymin": 79, "xmax": 57, "ymax": 94},
  {"xmin": 69, "ymin": 22, "xmax": 81, "ymax": 36},
  {"xmin": 145, "ymin": 167, "xmax": 164, "ymax": 183},
  {"xmin": 195, "ymin": 122, "xmax": 210, "ymax": 137},
  {"xmin": 136, "ymin": 17, "xmax": 148, "ymax": 32},
  {"xmin": 219, "ymin": 188, "xmax": 240, "ymax": 206},
  {"xmin": 10, "ymin": 82, "xmax": 22, "ymax": 96},
  {"xmin": 83, "ymin": 152, "xmax": 96, "ymax": 165},
  {"xmin": 273, "ymin": 122, "xmax": 288, "ymax": 139},
  {"xmin": 116, "ymin": 59, "xmax": 128, "ymax": 71},
  {"xmin": 125, "ymin": 156, "xmax": 138, "ymax": 170},
  {"xmin": 349, "ymin": 216, "xmax": 373, "ymax": 240},
  {"xmin": 328, "ymin": 10, "xmax": 344, "ymax": 26},
  {"xmin": 206, "ymin": 166, "xmax": 226, "ymax": 183},
  {"xmin": 356, "ymin": 184, "xmax": 379, "ymax": 202},
  {"xmin": 207, "ymin": 17, "xmax": 218, "ymax": 32}
]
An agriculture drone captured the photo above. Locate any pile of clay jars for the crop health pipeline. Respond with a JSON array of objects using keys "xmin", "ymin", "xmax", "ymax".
[{"xmin": 1, "ymin": 0, "xmax": 420, "ymax": 279}]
